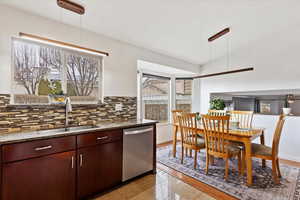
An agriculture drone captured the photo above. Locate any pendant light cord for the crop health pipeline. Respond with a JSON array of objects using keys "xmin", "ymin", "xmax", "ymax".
[
  {"xmin": 80, "ymin": 15, "xmax": 82, "ymax": 45},
  {"xmin": 226, "ymin": 34, "xmax": 229, "ymax": 70},
  {"xmin": 209, "ymin": 43, "xmax": 212, "ymax": 66},
  {"xmin": 60, "ymin": 6, "xmax": 63, "ymax": 23}
]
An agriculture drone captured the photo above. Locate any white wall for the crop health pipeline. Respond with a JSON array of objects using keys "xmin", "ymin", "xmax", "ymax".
[
  {"xmin": 0, "ymin": 5, "xmax": 201, "ymax": 145},
  {"xmin": 252, "ymin": 115, "xmax": 300, "ymax": 162},
  {"xmin": 0, "ymin": 5, "xmax": 200, "ymax": 97},
  {"xmin": 200, "ymin": 24, "xmax": 300, "ymax": 161}
]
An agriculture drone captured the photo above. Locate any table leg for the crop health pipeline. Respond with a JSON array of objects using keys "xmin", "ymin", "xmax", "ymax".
[
  {"xmin": 172, "ymin": 125, "xmax": 178, "ymax": 157},
  {"xmin": 260, "ymin": 130, "xmax": 266, "ymax": 168},
  {"xmin": 244, "ymin": 139, "xmax": 253, "ymax": 186}
]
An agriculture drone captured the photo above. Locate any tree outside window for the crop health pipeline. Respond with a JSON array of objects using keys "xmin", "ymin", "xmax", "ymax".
[{"xmin": 12, "ymin": 38, "xmax": 103, "ymax": 104}]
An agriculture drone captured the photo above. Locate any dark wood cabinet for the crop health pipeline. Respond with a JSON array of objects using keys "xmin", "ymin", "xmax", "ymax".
[
  {"xmin": 0, "ymin": 124, "xmax": 156, "ymax": 200},
  {"xmin": 2, "ymin": 136, "xmax": 76, "ymax": 163},
  {"xmin": 2, "ymin": 151, "xmax": 76, "ymax": 200},
  {"xmin": 77, "ymin": 140, "xmax": 122, "ymax": 199},
  {"xmin": 77, "ymin": 130, "xmax": 122, "ymax": 148}
]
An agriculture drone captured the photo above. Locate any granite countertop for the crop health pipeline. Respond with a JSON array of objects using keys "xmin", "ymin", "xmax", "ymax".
[{"xmin": 0, "ymin": 119, "xmax": 157, "ymax": 145}]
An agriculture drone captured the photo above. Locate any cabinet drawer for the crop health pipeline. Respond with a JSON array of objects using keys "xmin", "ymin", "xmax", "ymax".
[
  {"xmin": 77, "ymin": 130, "xmax": 122, "ymax": 148},
  {"xmin": 2, "ymin": 136, "xmax": 76, "ymax": 163}
]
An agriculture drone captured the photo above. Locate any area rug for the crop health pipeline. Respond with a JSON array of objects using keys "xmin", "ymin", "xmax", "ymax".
[{"xmin": 157, "ymin": 145, "xmax": 300, "ymax": 200}]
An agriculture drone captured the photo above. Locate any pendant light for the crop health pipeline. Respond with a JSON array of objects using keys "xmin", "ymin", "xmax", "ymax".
[
  {"xmin": 192, "ymin": 27, "xmax": 253, "ymax": 79},
  {"xmin": 19, "ymin": 0, "xmax": 109, "ymax": 57}
]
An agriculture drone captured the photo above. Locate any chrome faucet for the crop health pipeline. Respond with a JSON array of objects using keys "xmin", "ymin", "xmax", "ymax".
[{"xmin": 65, "ymin": 97, "xmax": 72, "ymax": 128}]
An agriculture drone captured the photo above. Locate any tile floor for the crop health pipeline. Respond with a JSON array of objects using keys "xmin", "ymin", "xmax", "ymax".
[{"xmin": 94, "ymin": 169, "xmax": 215, "ymax": 200}]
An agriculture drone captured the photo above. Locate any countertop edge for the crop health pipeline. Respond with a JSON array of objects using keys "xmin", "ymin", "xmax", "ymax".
[{"xmin": 0, "ymin": 120, "xmax": 158, "ymax": 145}]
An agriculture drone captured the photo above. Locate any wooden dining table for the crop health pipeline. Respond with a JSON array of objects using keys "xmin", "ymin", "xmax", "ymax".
[{"xmin": 172, "ymin": 123, "xmax": 265, "ymax": 186}]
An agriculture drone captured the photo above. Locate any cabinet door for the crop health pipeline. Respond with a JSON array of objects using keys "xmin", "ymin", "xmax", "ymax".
[
  {"xmin": 77, "ymin": 141, "xmax": 122, "ymax": 199},
  {"xmin": 2, "ymin": 151, "xmax": 76, "ymax": 200}
]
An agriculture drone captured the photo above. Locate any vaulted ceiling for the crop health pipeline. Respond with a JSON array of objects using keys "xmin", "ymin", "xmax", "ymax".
[{"xmin": 1, "ymin": 0, "xmax": 299, "ymax": 65}]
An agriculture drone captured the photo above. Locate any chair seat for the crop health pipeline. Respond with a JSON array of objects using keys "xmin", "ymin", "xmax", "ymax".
[
  {"xmin": 185, "ymin": 136, "xmax": 205, "ymax": 148},
  {"xmin": 226, "ymin": 144, "xmax": 241, "ymax": 155},
  {"xmin": 196, "ymin": 137, "xmax": 205, "ymax": 148},
  {"xmin": 251, "ymin": 143, "xmax": 272, "ymax": 157},
  {"xmin": 207, "ymin": 142, "xmax": 240, "ymax": 155},
  {"xmin": 229, "ymin": 141, "xmax": 244, "ymax": 149}
]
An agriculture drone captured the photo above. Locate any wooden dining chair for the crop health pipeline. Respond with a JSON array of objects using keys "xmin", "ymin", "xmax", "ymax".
[
  {"xmin": 208, "ymin": 109, "xmax": 227, "ymax": 116},
  {"xmin": 201, "ymin": 115, "xmax": 242, "ymax": 181},
  {"xmin": 229, "ymin": 110, "xmax": 254, "ymax": 170},
  {"xmin": 172, "ymin": 110, "xmax": 184, "ymax": 125},
  {"xmin": 229, "ymin": 110, "xmax": 254, "ymax": 129},
  {"xmin": 250, "ymin": 114, "xmax": 286, "ymax": 184},
  {"xmin": 171, "ymin": 110, "xmax": 184, "ymax": 157},
  {"xmin": 178, "ymin": 113, "xmax": 205, "ymax": 169}
]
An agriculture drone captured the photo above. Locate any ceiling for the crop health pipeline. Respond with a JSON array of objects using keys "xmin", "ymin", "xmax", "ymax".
[
  {"xmin": 138, "ymin": 60, "xmax": 196, "ymax": 76},
  {"xmin": 1, "ymin": 0, "xmax": 299, "ymax": 65}
]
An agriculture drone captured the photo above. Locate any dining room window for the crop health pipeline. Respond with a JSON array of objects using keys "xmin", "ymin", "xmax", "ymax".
[
  {"xmin": 141, "ymin": 74, "xmax": 171, "ymax": 123},
  {"xmin": 11, "ymin": 38, "xmax": 103, "ymax": 104},
  {"xmin": 175, "ymin": 78, "xmax": 193, "ymax": 112}
]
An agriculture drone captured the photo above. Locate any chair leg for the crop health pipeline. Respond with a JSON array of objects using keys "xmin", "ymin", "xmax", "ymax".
[
  {"xmin": 276, "ymin": 158, "xmax": 282, "ymax": 178},
  {"xmin": 210, "ymin": 155, "xmax": 214, "ymax": 165},
  {"xmin": 238, "ymin": 153, "xmax": 242, "ymax": 176},
  {"xmin": 194, "ymin": 150, "xmax": 198, "ymax": 169},
  {"xmin": 205, "ymin": 152, "xmax": 209, "ymax": 175},
  {"xmin": 185, "ymin": 148, "xmax": 188, "ymax": 157},
  {"xmin": 172, "ymin": 126, "xmax": 177, "ymax": 158},
  {"xmin": 262, "ymin": 159, "xmax": 266, "ymax": 168},
  {"xmin": 181, "ymin": 146, "xmax": 184, "ymax": 164},
  {"xmin": 241, "ymin": 150, "xmax": 246, "ymax": 175},
  {"xmin": 190, "ymin": 149, "xmax": 192, "ymax": 157},
  {"xmin": 225, "ymin": 158, "xmax": 229, "ymax": 181},
  {"xmin": 272, "ymin": 159, "xmax": 280, "ymax": 184}
]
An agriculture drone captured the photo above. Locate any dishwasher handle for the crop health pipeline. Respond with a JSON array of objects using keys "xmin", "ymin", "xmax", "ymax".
[{"xmin": 124, "ymin": 127, "xmax": 153, "ymax": 135}]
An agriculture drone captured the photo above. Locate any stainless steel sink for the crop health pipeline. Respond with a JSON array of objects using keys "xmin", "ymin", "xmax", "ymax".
[
  {"xmin": 37, "ymin": 125, "xmax": 98, "ymax": 134},
  {"xmin": 64, "ymin": 125, "xmax": 98, "ymax": 131}
]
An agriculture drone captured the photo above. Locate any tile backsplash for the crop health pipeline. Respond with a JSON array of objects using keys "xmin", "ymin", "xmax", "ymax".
[{"xmin": 0, "ymin": 94, "xmax": 137, "ymax": 133}]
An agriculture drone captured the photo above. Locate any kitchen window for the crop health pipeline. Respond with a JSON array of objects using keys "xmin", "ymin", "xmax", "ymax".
[
  {"xmin": 175, "ymin": 78, "xmax": 193, "ymax": 112},
  {"xmin": 141, "ymin": 74, "xmax": 171, "ymax": 123},
  {"xmin": 11, "ymin": 38, "xmax": 103, "ymax": 104}
]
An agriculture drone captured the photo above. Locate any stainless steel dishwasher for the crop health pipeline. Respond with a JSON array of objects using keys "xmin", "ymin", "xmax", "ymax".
[{"xmin": 122, "ymin": 126, "xmax": 154, "ymax": 181}]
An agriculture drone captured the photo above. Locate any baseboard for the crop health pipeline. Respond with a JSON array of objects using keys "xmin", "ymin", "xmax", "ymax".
[
  {"xmin": 157, "ymin": 140, "xmax": 173, "ymax": 148},
  {"xmin": 279, "ymin": 153, "xmax": 300, "ymax": 163}
]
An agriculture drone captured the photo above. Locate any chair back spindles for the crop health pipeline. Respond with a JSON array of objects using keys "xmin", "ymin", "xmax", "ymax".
[
  {"xmin": 208, "ymin": 110, "xmax": 227, "ymax": 116},
  {"xmin": 172, "ymin": 110, "xmax": 184, "ymax": 125},
  {"xmin": 202, "ymin": 115, "xmax": 230, "ymax": 155},
  {"xmin": 272, "ymin": 115, "xmax": 286, "ymax": 157},
  {"xmin": 230, "ymin": 110, "xmax": 254, "ymax": 129},
  {"xmin": 178, "ymin": 114, "xmax": 198, "ymax": 146},
  {"xmin": 178, "ymin": 113, "xmax": 197, "ymax": 128}
]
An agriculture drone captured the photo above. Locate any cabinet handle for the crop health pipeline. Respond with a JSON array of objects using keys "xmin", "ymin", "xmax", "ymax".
[
  {"xmin": 80, "ymin": 154, "xmax": 83, "ymax": 167},
  {"xmin": 97, "ymin": 136, "xmax": 108, "ymax": 140},
  {"xmin": 71, "ymin": 156, "xmax": 74, "ymax": 169},
  {"xmin": 35, "ymin": 145, "xmax": 52, "ymax": 151}
]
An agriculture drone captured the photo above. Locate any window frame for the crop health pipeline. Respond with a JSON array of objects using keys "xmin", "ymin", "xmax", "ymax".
[
  {"xmin": 10, "ymin": 37, "xmax": 104, "ymax": 105},
  {"xmin": 140, "ymin": 73, "xmax": 172, "ymax": 124},
  {"xmin": 175, "ymin": 77, "xmax": 193, "ymax": 112}
]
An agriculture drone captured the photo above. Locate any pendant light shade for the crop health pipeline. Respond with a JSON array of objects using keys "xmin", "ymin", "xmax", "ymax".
[
  {"xmin": 19, "ymin": 32, "xmax": 109, "ymax": 57},
  {"xmin": 57, "ymin": 0, "xmax": 85, "ymax": 15}
]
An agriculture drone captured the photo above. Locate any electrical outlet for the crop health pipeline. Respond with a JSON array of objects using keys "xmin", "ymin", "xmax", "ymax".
[{"xmin": 115, "ymin": 103, "xmax": 123, "ymax": 111}]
